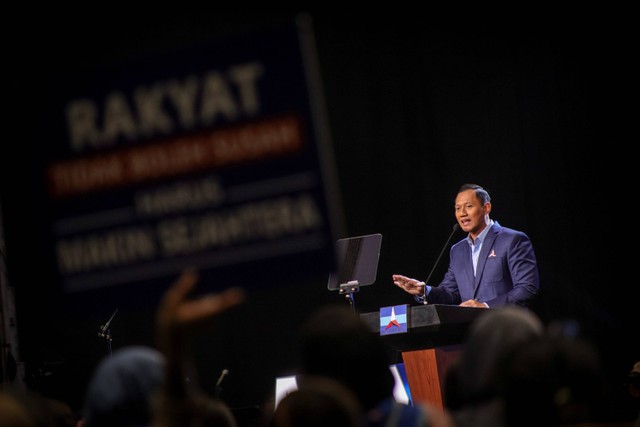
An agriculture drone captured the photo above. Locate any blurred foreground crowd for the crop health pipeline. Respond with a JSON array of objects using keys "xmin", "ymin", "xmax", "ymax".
[{"xmin": 1, "ymin": 269, "xmax": 638, "ymax": 427}]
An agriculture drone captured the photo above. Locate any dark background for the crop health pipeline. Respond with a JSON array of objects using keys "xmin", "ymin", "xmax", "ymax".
[{"xmin": 2, "ymin": 10, "xmax": 636, "ymax": 422}]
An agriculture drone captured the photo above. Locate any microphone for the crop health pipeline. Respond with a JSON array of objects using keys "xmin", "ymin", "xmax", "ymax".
[
  {"xmin": 216, "ymin": 369, "xmax": 230, "ymax": 388},
  {"xmin": 421, "ymin": 224, "xmax": 460, "ymax": 303},
  {"xmin": 98, "ymin": 308, "xmax": 118, "ymax": 340},
  {"xmin": 215, "ymin": 369, "xmax": 230, "ymax": 397}
]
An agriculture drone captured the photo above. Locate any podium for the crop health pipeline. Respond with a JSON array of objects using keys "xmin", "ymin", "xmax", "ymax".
[{"xmin": 360, "ymin": 304, "xmax": 488, "ymax": 409}]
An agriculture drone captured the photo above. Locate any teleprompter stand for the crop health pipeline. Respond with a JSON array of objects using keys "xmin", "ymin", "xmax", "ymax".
[{"xmin": 327, "ymin": 234, "xmax": 382, "ymax": 313}]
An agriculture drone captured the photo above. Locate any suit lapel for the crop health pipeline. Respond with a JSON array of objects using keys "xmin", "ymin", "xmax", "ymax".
[
  {"xmin": 473, "ymin": 224, "xmax": 499, "ymax": 297},
  {"xmin": 461, "ymin": 242, "xmax": 474, "ymax": 293}
]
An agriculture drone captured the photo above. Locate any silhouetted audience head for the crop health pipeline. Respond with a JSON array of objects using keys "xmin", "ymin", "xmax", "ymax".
[
  {"xmin": 0, "ymin": 388, "xmax": 37, "ymax": 427},
  {"xmin": 188, "ymin": 394, "xmax": 238, "ymax": 427},
  {"xmin": 503, "ymin": 333, "xmax": 604, "ymax": 426},
  {"xmin": 0, "ymin": 386, "xmax": 76, "ymax": 427},
  {"xmin": 453, "ymin": 306, "xmax": 543, "ymax": 405},
  {"xmin": 628, "ymin": 361, "xmax": 640, "ymax": 425},
  {"xmin": 43, "ymin": 396, "xmax": 77, "ymax": 427},
  {"xmin": 270, "ymin": 375, "xmax": 363, "ymax": 427},
  {"xmin": 444, "ymin": 306, "xmax": 544, "ymax": 427},
  {"xmin": 295, "ymin": 304, "xmax": 454, "ymax": 427},
  {"xmin": 629, "ymin": 361, "xmax": 640, "ymax": 399},
  {"xmin": 82, "ymin": 345, "xmax": 165, "ymax": 427},
  {"xmin": 0, "ymin": 387, "xmax": 78, "ymax": 427},
  {"xmin": 297, "ymin": 304, "xmax": 395, "ymax": 412}
]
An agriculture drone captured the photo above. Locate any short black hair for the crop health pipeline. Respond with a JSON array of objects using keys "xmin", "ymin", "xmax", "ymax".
[{"xmin": 458, "ymin": 183, "xmax": 491, "ymax": 205}]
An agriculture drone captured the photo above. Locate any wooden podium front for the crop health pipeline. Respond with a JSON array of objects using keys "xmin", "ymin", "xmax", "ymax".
[{"xmin": 360, "ymin": 304, "xmax": 487, "ymax": 409}]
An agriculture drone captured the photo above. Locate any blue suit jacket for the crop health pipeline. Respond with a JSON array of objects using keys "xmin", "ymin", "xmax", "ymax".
[{"xmin": 427, "ymin": 222, "xmax": 539, "ymax": 307}]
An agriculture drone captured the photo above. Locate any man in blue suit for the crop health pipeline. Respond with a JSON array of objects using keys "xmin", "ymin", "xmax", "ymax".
[{"xmin": 393, "ymin": 184, "xmax": 539, "ymax": 308}]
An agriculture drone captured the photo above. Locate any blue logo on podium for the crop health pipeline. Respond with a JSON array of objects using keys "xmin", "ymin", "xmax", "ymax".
[{"xmin": 380, "ymin": 304, "xmax": 408, "ymax": 335}]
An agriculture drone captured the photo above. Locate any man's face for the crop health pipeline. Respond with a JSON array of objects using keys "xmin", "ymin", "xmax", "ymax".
[{"xmin": 454, "ymin": 189, "xmax": 490, "ymax": 238}]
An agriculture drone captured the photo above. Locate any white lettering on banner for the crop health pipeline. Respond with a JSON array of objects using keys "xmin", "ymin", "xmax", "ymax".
[
  {"xmin": 157, "ymin": 194, "xmax": 323, "ymax": 256},
  {"xmin": 228, "ymin": 63, "xmax": 263, "ymax": 115},
  {"xmin": 54, "ymin": 193, "xmax": 323, "ymax": 275},
  {"xmin": 201, "ymin": 72, "xmax": 239, "ymax": 123},
  {"xmin": 134, "ymin": 177, "xmax": 226, "ymax": 217},
  {"xmin": 65, "ymin": 62, "xmax": 265, "ymax": 153},
  {"xmin": 56, "ymin": 227, "xmax": 157, "ymax": 274},
  {"xmin": 166, "ymin": 76, "xmax": 199, "ymax": 128},
  {"xmin": 134, "ymin": 84, "xmax": 176, "ymax": 136},
  {"xmin": 102, "ymin": 92, "xmax": 138, "ymax": 143}
]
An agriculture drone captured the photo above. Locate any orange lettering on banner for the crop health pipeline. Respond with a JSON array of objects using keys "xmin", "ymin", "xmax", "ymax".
[
  {"xmin": 48, "ymin": 154, "xmax": 125, "ymax": 196},
  {"xmin": 47, "ymin": 115, "xmax": 305, "ymax": 198}
]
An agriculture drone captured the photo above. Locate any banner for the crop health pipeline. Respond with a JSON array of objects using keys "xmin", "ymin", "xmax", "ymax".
[{"xmin": 32, "ymin": 16, "xmax": 343, "ymax": 300}]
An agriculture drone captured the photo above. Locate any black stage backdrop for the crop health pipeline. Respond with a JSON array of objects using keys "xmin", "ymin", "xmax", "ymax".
[{"xmin": 2, "ymin": 10, "xmax": 635, "ymax": 422}]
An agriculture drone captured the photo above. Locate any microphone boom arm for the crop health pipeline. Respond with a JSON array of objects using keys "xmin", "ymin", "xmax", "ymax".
[{"xmin": 421, "ymin": 224, "xmax": 459, "ymax": 302}]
